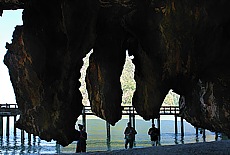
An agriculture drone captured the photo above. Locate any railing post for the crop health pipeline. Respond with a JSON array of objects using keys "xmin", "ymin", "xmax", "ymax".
[
  {"xmin": 157, "ymin": 117, "xmax": 161, "ymax": 141},
  {"xmin": 175, "ymin": 115, "xmax": 178, "ymax": 135},
  {"xmin": 28, "ymin": 132, "xmax": 31, "ymax": 144},
  {"xmin": 215, "ymin": 132, "xmax": 218, "ymax": 141},
  {"xmin": 82, "ymin": 106, "xmax": 86, "ymax": 130},
  {"xmin": 33, "ymin": 135, "xmax": 37, "ymax": 145},
  {"xmin": 14, "ymin": 115, "xmax": 17, "ymax": 136},
  {"xmin": 132, "ymin": 107, "xmax": 136, "ymax": 145},
  {"xmin": 202, "ymin": 129, "xmax": 206, "ymax": 142},
  {"xmin": 0, "ymin": 116, "xmax": 3, "ymax": 136},
  {"xmin": 129, "ymin": 107, "xmax": 131, "ymax": 124},
  {"xmin": 6, "ymin": 116, "xmax": 10, "ymax": 136},
  {"xmin": 196, "ymin": 127, "xmax": 199, "ymax": 137},
  {"xmin": 195, "ymin": 127, "xmax": 199, "ymax": 142},
  {"xmin": 21, "ymin": 130, "xmax": 25, "ymax": 143},
  {"xmin": 132, "ymin": 107, "xmax": 135, "ymax": 130},
  {"xmin": 181, "ymin": 117, "xmax": 184, "ymax": 137},
  {"xmin": 106, "ymin": 121, "xmax": 111, "ymax": 151}
]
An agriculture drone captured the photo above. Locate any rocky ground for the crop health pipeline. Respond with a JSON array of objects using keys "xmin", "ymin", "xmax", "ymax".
[{"xmin": 71, "ymin": 140, "xmax": 230, "ymax": 155}]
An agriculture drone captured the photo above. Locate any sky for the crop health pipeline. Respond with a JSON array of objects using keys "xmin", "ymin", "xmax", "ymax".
[{"xmin": 0, "ymin": 9, "xmax": 23, "ymax": 105}]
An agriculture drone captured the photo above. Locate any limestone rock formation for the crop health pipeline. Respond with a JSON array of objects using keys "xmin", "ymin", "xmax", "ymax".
[
  {"xmin": 0, "ymin": 0, "xmax": 24, "ymax": 15},
  {"xmin": 1, "ymin": 0, "xmax": 230, "ymax": 146}
]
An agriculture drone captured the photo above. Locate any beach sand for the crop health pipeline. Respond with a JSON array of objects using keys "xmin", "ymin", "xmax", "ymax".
[{"xmin": 74, "ymin": 140, "xmax": 230, "ymax": 155}]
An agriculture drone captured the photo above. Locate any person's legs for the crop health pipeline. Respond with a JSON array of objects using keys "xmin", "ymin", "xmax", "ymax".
[
  {"xmin": 151, "ymin": 141, "xmax": 155, "ymax": 146},
  {"xmin": 129, "ymin": 140, "xmax": 134, "ymax": 148},
  {"xmin": 76, "ymin": 142, "xmax": 81, "ymax": 152},
  {"xmin": 156, "ymin": 140, "xmax": 159, "ymax": 146},
  {"xmin": 82, "ymin": 145, "xmax": 86, "ymax": 152},
  {"xmin": 125, "ymin": 139, "xmax": 129, "ymax": 149}
]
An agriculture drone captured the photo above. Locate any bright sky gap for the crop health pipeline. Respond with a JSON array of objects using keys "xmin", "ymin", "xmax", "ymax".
[{"xmin": 0, "ymin": 9, "xmax": 23, "ymax": 105}]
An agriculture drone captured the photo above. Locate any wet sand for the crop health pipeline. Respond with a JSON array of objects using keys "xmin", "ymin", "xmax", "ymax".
[{"xmin": 73, "ymin": 140, "xmax": 230, "ymax": 155}]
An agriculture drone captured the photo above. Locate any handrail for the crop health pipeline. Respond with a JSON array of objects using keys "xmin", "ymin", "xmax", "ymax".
[
  {"xmin": 83, "ymin": 105, "xmax": 179, "ymax": 115},
  {"xmin": 0, "ymin": 104, "xmax": 18, "ymax": 109},
  {"xmin": 0, "ymin": 104, "xmax": 20, "ymax": 116},
  {"xmin": 0, "ymin": 104, "xmax": 179, "ymax": 116}
]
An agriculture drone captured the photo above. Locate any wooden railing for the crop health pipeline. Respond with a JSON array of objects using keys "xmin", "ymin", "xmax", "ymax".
[
  {"xmin": 0, "ymin": 104, "xmax": 20, "ymax": 116},
  {"xmin": 0, "ymin": 104, "xmax": 179, "ymax": 116},
  {"xmin": 83, "ymin": 105, "xmax": 179, "ymax": 116},
  {"xmin": 159, "ymin": 106, "xmax": 180, "ymax": 115},
  {"xmin": 0, "ymin": 104, "xmax": 18, "ymax": 109}
]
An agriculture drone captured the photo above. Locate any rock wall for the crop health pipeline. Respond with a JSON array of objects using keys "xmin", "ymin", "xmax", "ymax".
[
  {"xmin": 0, "ymin": 0, "xmax": 24, "ymax": 15},
  {"xmin": 1, "ymin": 0, "xmax": 230, "ymax": 145}
]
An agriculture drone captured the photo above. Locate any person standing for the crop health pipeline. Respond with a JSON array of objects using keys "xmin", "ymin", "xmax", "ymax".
[
  {"xmin": 148, "ymin": 123, "xmax": 160, "ymax": 146},
  {"xmin": 76, "ymin": 124, "xmax": 87, "ymax": 153},
  {"xmin": 124, "ymin": 122, "xmax": 137, "ymax": 149}
]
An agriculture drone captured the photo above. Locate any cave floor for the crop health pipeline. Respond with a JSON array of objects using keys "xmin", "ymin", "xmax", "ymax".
[{"xmin": 51, "ymin": 140, "xmax": 230, "ymax": 155}]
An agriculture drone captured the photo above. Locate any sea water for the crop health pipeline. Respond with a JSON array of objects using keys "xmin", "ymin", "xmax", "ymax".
[{"xmin": 0, "ymin": 115, "xmax": 218, "ymax": 154}]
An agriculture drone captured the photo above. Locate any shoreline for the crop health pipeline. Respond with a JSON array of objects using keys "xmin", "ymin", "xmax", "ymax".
[{"xmin": 72, "ymin": 140, "xmax": 230, "ymax": 155}]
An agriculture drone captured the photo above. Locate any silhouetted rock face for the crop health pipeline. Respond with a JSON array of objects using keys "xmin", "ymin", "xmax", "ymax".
[
  {"xmin": 0, "ymin": 0, "xmax": 24, "ymax": 15},
  {"xmin": 2, "ymin": 0, "xmax": 230, "ymax": 146}
]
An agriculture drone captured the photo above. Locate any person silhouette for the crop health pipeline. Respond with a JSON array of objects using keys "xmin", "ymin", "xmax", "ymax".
[
  {"xmin": 124, "ymin": 122, "xmax": 137, "ymax": 149},
  {"xmin": 148, "ymin": 123, "xmax": 160, "ymax": 146},
  {"xmin": 76, "ymin": 124, "xmax": 87, "ymax": 153}
]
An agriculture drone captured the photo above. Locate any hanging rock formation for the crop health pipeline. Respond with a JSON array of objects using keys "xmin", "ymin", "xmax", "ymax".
[
  {"xmin": 0, "ymin": 0, "xmax": 24, "ymax": 15},
  {"xmin": 1, "ymin": 0, "xmax": 230, "ymax": 146}
]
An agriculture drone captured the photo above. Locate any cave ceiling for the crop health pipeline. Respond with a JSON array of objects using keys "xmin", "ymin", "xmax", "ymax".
[{"xmin": 1, "ymin": 0, "xmax": 230, "ymax": 146}]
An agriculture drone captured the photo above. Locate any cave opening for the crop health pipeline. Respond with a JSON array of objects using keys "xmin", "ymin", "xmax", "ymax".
[
  {"xmin": 78, "ymin": 49, "xmax": 180, "ymax": 109},
  {"xmin": 120, "ymin": 51, "xmax": 136, "ymax": 106},
  {"xmin": 79, "ymin": 50, "xmax": 92, "ymax": 106},
  {"xmin": 79, "ymin": 50, "xmax": 137, "ymax": 107},
  {"xmin": 163, "ymin": 89, "xmax": 180, "ymax": 106},
  {"xmin": 0, "ymin": 9, "xmax": 23, "ymax": 105}
]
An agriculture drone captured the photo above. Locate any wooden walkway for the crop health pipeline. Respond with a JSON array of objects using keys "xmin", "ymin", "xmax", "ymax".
[
  {"xmin": 0, "ymin": 104, "xmax": 20, "ymax": 116},
  {"xmin": 82, "ymin": 105, "xmax": 180, "ymax": 116},
  {"xmin": 81, "ymin": 105, "xmax": 181, "ymax": 143},
  {"xmin": 0, "ymin": 103, "xmax": 210, "ymax": 148},
  {"xmin": 0, "ymin": 104, "xmax": 185, "ymax": 140},
  {"xmin": 0, "ymin": 104, "xmax": 179, "ymax": 116}
]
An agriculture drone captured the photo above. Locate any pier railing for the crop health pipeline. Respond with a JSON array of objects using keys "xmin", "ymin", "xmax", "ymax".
[
  {"xmin": 159, "ymin": 106, "xmax": 180, "ymax": 115},
  {"xmin": 0, "ymin": 104, "xmax": 20, "ymax": 116},
  {"xmin": 0, "ymin": 103, "xmax": 18, "ymax": 109},
  {"xmin": 83, "ymin": 105, "xmax": 179, "ymax": 116},
  {"xmin": 0, "ymin": 104, "xmax": 179, "ymax": 116},
  {"xmin": 0, "ymin": 103, "xmax": 188, "ymax": 140}
]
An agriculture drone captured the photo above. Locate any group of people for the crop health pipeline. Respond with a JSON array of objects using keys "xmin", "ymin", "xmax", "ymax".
[
  {"xmin": 75, "ymin": 121, "xmax": 160, "ymax": 152},
  {"xmin": 124, "ymin": 122, "xmax": 160, "ymax": 149}
]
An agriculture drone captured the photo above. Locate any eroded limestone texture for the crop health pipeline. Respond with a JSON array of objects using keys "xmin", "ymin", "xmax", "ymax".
[{"xmin": 2, "ymin": 0, "xmax": 230, "ymax": 145}]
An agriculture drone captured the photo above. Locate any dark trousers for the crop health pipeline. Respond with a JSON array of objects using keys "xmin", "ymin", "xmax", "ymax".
[
  {"xmin": 76, "ymin": 141, "xmax": 86, "ymax": 153},
  {"xmin": 150, "ymin": 136, "xmax": 159, "ymax": 146},
  {"xmin": 151, "ymin": 140, "xmax": 158, "ymax": 146},
  {"xmin": 125, "ymin": 139, "xmax": 134, "ymax": 149}
]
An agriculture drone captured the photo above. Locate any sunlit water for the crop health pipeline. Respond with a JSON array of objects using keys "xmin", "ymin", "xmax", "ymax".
[{"xmin": 0, "ymin": 116, "xmax": 218, "ymax": 154}]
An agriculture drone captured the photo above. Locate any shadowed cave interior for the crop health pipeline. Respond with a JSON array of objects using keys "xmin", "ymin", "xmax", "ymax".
[{"xmin": 1, "ymin": 0, "xmax": 230, "ymax": 146}]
